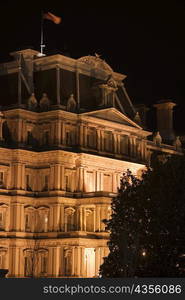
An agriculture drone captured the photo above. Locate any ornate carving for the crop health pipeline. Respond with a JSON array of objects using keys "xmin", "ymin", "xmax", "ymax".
[
  {"xmin": 134, "ymin": 112, "xmax": 142, "ymax": 125},
  {"xmin": 39, "ymin": 93, "xmax": 50, "ymax": 111},
  {"xmin": 65, "ymin": 207, "xmax": 75, "ymax": 216},
  {"xmin": 27, "ymin": 93, "xmax": 38, "ymax": 110},
  {"xmin": 78, "ymin": 55, "xmax": 113, "ymax": 73},
  {"xmin": 173, "ymin": 136, "xmax": 182, "ymax": 150},
  {"xmin": 66, "ymin": 94, "xmax": 76, "ymax": 112},
  {"xmin": 85, "ymin": 208, "xmax": 93, "ymax": 216},
  {"xmin": 153, "ymin": 131, "xmax": 162, "ymax": 146}
]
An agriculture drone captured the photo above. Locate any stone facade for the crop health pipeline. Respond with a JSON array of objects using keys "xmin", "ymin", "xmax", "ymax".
[{"xmin": 0, "ymin": 49, "xmax": 182, "ymax": 277}]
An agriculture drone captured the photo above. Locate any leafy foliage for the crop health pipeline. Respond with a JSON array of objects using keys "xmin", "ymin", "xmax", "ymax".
[{"xmin": 100, "ymin": 154, "xmax": 185, "ymax": 277}]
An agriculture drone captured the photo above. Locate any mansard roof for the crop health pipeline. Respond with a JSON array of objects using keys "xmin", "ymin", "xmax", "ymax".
[{"xmin": 0, "ymin": 49, "xmax": 135, "ymax": 121}]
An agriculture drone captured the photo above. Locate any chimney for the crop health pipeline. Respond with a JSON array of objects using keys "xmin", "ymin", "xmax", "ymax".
[{"xmin": 153, "ymin": 100, "xmax": 176, "ymax": 143}]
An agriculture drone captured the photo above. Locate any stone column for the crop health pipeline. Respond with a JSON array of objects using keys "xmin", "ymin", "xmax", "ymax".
[
  {"xmin": 53, "ymin": 247, "xmax": 60, "ymax": 277},
  {"xmin": 84, "ymin": 126, "xmax": 87, "ymax": 147},
  {"xmin": 113, "ymin": 133, "xmax": 117, "ymax": 154},
  {"xmin": 78, "ymin": 167, "xmax": 84, "ymax": 192},
  {"xmin": 79, "ymin": 124, "xmax": 83, "ymax": 147},
  {"xmin": 20, "ymin": 203, "xmax": 25, "ymax": 232},
  {"xmin": 95, "ymin": 206, "xmax": 100, "ymax": 232},
  {"xmin": 81, "ymin": 247, "xmax": 85, "ymax": 277},
  {"xmin": 13, "ymin": 247, "xmax": 20, "ymax": 277},
  {"xmin": 100, "ymin": 206, "xmax": 105, "ymax": 231},
  {"xmin": 72, "ymin": 247, "xmax": 75, "ymax": 276},
  {"xmin": 53, "ymin": 204, "xmax": 60, "ymax": 231},
  {"xmin": 50, "ymin": 122, "xmax": 55, "ymax": 144},
  {"xmin": 56, "ymin": 66, "xmax": 61, "ymax": 105},
  {"xmin": 50, "ymin": 165, "xmax": 55, "ymax": 190},
  {"xmin": 21, "ymin": 164, "xmax": 26, "ymax": 190},
  {"xmin": 76, "ymin": 67, "xmax": 80, "ymax": 110},
  {"xmin": 95, "ymin": 247, "xmax": 100, "ymax": 276},
  {"xmin": 55, "ymin": 120, "xmax": 61, "ymax": 145},
  {"xmin": 117, "ymin": 134, "xmax": 121, "ymax": 154},
  {"xmin": 16, "ymin": 118, "xmax": 23, "ymax": 143},
  {"xmin": 79, "ymin": 207, "xmax": 83, "ymax": 231},
  {"xmin": 101, "ymin": 130, "xmax": 104, "ymax": 151},
  {"xmin": 113, "ymin": 173, "xmax": 118, "ymax": 193},
  {"xmin": 54, "ymin": 164, "xmax": 61, "ymax": 190},
  {"xmin": 60, "ymin": 204, "xmax": 65, "ymax": 231},
  {"xmin": 96, "ymin": 128, "xmax": 101, "ymax": 151},
  {"xmin": 12, "ymin": 163, "xmax": 22, "ymax": 190},
  {"xmin": 0, "ymin": 113, "xmax": 4, "ymax": 141},
  {"xmin": 61, "ymin": 121, "xmax": 66, "ymax": 145},
  {"xmin": 74, "ymin": 247, "xmax": 81, "ymax": 276},
  {"xmin": 49, "ymin": 206, "xmax": 54, "ymax": 231},
  {"xmin": 11, "ymin": 203, "xmax": 21, "ymax": 231},
  {"xmin": 47, "ymin": 248, "xmax": 53, "ymax": 277}
]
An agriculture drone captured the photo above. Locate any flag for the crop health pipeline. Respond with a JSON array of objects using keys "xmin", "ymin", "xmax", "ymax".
[{"xmin": 43, "ymin": 12, "xmax": 61, "ymax": 24}]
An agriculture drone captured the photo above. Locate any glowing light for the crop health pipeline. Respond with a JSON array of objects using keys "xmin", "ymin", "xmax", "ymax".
[{"xmin": 142, "ymin": 250, "xmax": 146, "ymax": 257}]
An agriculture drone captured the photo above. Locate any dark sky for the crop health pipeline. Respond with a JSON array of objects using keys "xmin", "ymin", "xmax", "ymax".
[{"xmin": 0, "ymin": 0, "xmax": 185, "ymax": 133}]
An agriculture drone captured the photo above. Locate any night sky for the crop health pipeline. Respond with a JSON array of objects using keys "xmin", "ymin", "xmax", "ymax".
[{"xmin": 0, "ymin": 0, "xmax": 185, "ymax": 133}]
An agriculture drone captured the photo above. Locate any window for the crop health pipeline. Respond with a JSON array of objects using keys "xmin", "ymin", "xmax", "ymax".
[
  {"xmin": 24, "ymin": 256, "xmax": 32, "ymax": 277},
  {"xmin": 43, "ymin": 131, "xmax": 49, "ymax": 145},
  {"xmin": 41, "ymin": 256, "xmax": 47, "ymax": 274},
  {"xmin": 36, "ymin": 209, "xmax": 49, "ymax": 233},
  {"xmin": 103, "ymin": 174, "xmax": 112, "ymax": 192},
  {"xmin": 66, "ymin": 129, "xmax": 76, "ymax": 146},
  {"xmin": 64, "ymin": 249, "xmax": 72, "ymax": 276},
  {"xmin": 25, "ymin": 214, "xmax": 30, "ymax": 231},
  {"xmin": 43, "ymin": 175, "xmax": 49, "ymax": 191},
  {"xmin": 87, "ymin": 129, "xmax": 96, "ymax": 149},
  {"xmin": 0, "ymin": 250, "xmax": 7, "ymax": 269},
  {"xmin": 0, "ymin": 212, "xmax": 4, "ymax": 230},
  {"xmin": 0, "ymin": 172, "xmax": 4, "ymax": 187},
  {"xmin": 120, "ymin": 135, "xmax": 129, "ymax": 155},
  {"xmin": 65, "ymin": 175, "xmax": 70, "ymax": 192},
  {"xmin": 0, "ymin": 255, "xmax": 2, "ymax": 268},
  {"xmin": 26, "ymin": 175, "xmax": 32, "ymax": 191},
  {"xmin": 27, "ymin": 131, "xmax": 33, "ymax": 146},
  {"xmin": 104, "ymin": 131, "xmax": 112, "ymax": 152}
]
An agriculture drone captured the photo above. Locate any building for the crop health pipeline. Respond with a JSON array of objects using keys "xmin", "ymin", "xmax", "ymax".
[{"xmin": 0, "ymin": 49, "xmax": 183, "ymax": 277}]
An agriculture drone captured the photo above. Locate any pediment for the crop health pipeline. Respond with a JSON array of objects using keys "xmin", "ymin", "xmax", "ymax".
[{"xmin": 82, "ymin": 108, "xmax": 142, "ymax": 129}]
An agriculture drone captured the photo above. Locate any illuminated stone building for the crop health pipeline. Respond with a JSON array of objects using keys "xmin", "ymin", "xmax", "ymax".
[{"xmin": 0, "ymin": 49, "xmax": 182, "ymax": 277}]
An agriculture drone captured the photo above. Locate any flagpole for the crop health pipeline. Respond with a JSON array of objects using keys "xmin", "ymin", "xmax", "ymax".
[{"xmin": 40, "ymin": 11, "xmax": 45, "ymax": 56}]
